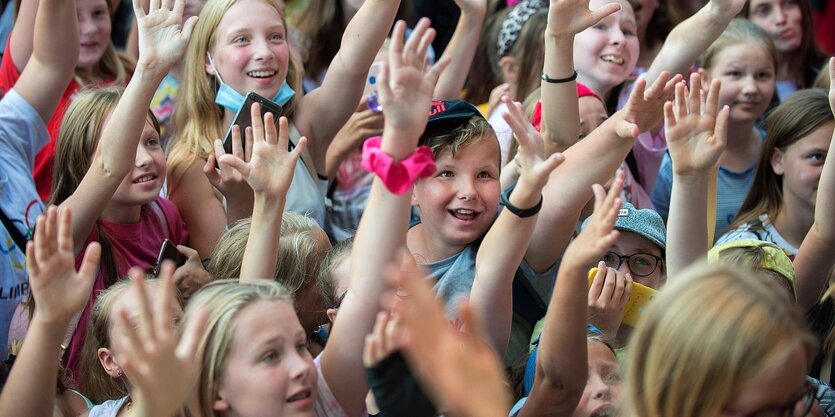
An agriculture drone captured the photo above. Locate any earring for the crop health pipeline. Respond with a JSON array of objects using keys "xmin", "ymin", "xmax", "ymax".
[{"xmin": 116, "ymin": 369, "xmax": 122, "ymax": 377}]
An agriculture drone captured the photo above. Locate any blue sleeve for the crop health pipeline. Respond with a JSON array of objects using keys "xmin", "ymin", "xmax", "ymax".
[
  {"xmin": 0, "ymin": 89, "xmax": 50, "ymax": 171},
  {"xmin": 651, "ymin": 154, "xmax": 673, "ymax": 222}
]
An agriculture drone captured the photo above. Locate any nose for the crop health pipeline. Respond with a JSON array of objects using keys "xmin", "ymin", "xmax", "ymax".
[
  {"xmin": 590, "ymin": 375, "xmax": 612, "ymax": 401},
  {"xmin": 135, "ymin": 144, "xmax": 153, "ymax": 167},
  {"xmin": 741, "ymin": 75, "xmax": 759, "ymax": 95},
  {"xmin": 252, "ymin": 38, "xmax": 275, "ymax": 61},
  {"xmin": 78, "ymin": 15, "xmax": 96, "ymax": 36},
  {"xmin": 289, "ymin": 350, "xmax": 313, "ymax": 381},
  {"xmin": 773, "ymin": 5, "xmax": 788, "ymax": 25},
  {"xmin": 616, "ymin": 262, "xmax": 631, "ymax": 277},
  {"xmin": 456, "ymin": 177, "xmax": 478, "ymax": 201},
  {"xmin": 608, "ymin": 27, "xmax": 626, "ymax": 46}
]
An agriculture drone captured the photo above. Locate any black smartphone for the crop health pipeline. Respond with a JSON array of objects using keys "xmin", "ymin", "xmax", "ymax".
[
  {"xmin": 154, "ymin": 239, "xmax": 186, "ymax": 276},
  {"xmin": 222, "ymin": 91, "xmax": 284, "ymax": 156}
]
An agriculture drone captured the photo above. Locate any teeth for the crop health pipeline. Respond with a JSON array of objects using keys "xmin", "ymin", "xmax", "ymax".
[
  {"xmin": 601, "ymin": 55, "xmax": 624, "ymax": 64},
  {"xmin": 134, "ymin": 175, "xmax": 154, "ymax": 183},
  {"xmin": 287, "ymin": 391, "xmax": 310, "ymax": 402},
  {"xmin": 248, "ymin": 70, "xmax": 275, "ymax": 78},
  {"xmin": 455, "ymin": 209, "xmax": 474, "ymax": 215}
]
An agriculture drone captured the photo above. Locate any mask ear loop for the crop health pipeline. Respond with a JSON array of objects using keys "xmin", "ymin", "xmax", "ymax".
[{"xmin": 206, "ymin": 53, "xmax": 226, "ymax": 86}]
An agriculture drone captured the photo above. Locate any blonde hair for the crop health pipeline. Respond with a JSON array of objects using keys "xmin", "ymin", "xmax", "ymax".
[
  {"xmin": 418, "ymin": 115, "xmax": 499, "ymax": 164},
  {"xmin": 183, "ymin": 279, "xmax": 294, "ymax": 417},
  {"xmin": 167, "ymin": 0, "xmax": 303, "ymax": 194},
  {"xmin": 208, "ymin": 213, "xmax": 328, "ymax": 295},
  {"xmin": 700, "ymin": 19, "xmax": 778, "ymax": 73},
  {"xmin": 624, "ymin": 264, "xmax": 816, "ymax": 417}
]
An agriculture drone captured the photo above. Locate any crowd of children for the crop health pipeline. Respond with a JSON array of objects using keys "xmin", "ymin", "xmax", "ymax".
[{"xmin": 0, "ymin": 0, "xmax": 835, "ymax": 415}]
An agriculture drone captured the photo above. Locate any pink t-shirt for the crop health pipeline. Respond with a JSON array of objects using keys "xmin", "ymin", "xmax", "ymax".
[{"xmin": 65, "ymin": 198, "xmax": 188, "ymax": 384}]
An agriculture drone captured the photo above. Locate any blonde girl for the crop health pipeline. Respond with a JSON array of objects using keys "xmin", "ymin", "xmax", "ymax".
[
  {"xmin": 0, "ymin": 0, "xmax": 134, "ymax": 200},
  {"xmin": 166, "ymin": 0, "xmax": 402, "ymax": 258},
  {"xmin": 624, "ymin": 264, "xmax": 817, "ymax": 417},
  {"xmin": 49, "ymin": 0, "xmax": 198, "ymax": 383},
  {"xmin": 652, "ymin": 18, "xmax": 778, "ymax": 238}
]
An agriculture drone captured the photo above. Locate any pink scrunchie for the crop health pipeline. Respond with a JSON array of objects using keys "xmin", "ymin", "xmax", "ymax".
[{"xmin": 361, "ymin": 136, "xmax": 436, "ymax": 195}]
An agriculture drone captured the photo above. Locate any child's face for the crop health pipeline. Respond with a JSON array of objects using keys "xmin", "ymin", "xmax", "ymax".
[
  {"xmin": 771, "ymin": 122, "xmax": 835, "ymax": 211},
  {"xmin": 75, "ymin": 0, "xmax": 112, "ymax": 71},
  {"xmin": 111, "ymin": 118, "xmax": 166, "ymax": 208},
  {"xmin": 604, "ymin": 231, "xmax": 664, "ymax": 289},
  {"xmin": 207, "ymin": 0, "xmax": 290, "ymax": 99},
  {"xmin": 214, "ymin": 300, "xmax": 317, "ymax": 417},
  {"xmin": 574, "ymin": 0, "xmax": 639, "ymax": 97},
  {"xmin": 702, "ymin": 43, "xmax": 775, "ymax": 124},
  {"xmin": 748, "ymin": 0, "xmax": 803, "ymax": 54},
  {"xmin": 572, "ymin": 341, "xmax": 622, "ymax": 417},
  {"xmin": 413, "ymin": 137, "xmax": 501, "ymax": 252},
  {"xmin": 578, "ymin": 96, "xmax": 609, "ymax": 140}
]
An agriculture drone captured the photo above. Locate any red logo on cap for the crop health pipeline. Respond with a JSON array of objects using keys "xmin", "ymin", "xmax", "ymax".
[{"xmin": 429, "ymin": 101, "xmax": 446, "ymax": 116}]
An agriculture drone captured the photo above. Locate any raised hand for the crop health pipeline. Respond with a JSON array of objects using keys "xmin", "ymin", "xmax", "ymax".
[
  {"xmin": 563, "ymin": 171, "xmax": 624, "ymax": 269},
  {"xmin": 395, "ymin": 268, "xmax": 511, "ymax": 417},
  {"xmin": 26, "ymin": 206, "xmax": 100, "ymax": 326},
  {"xmin": 133, "ymin": 0, "xmax": 198, "ymax": 71},
  {"xmin": 378, "ymin": 18, "xmax": 450, "ymax": 150},
  {"xmin": 707, "ymin": 0, "xmax": 747, "ymax": 18},
  {"xmin": 217, "ymin": 103, "xmax": 307, "ymax": 200},
  {"xmin": 362, "ymin": 311, "xmax": 402, "ymax": 368},
  {"xmin": 616, "ymin": 72, "xmax": 681, "ymax": 139},
  {"xmin": 501, "ymin": 96, "xmax": 564, "ymax": 191},
  {"xmin": 587, "ymin": 263, "xmax": 631, "ymax": 339},
  {"xmin": 665, "ymin": 73, "xmax": 728, "ymax": 176},
  {"xmin": 547, "ymin": 0, "xmax": 622, "ymax": 37},
  {"xmin": 111, "ymin": 266, "xmax": 208, "ymax": 417},
  {"xmin": 454, "ymin": 0, "xmax": 487, "ymax": 16}
]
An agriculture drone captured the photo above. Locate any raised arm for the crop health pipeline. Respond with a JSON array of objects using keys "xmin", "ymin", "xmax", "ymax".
[
  {"xmin": 540, "ymin": 0, "xmax": 620, "ymax": 155},
  {"xmin": 14, "ymin": 0, "xmax": 78, "ymax": 121},
  {"xmin": 0, "ymin": 207, "xmax": 99, "ymax": 417},
  {"xmin": 321, "ymin": 20, "xmax": 448, "ymax": 416},
  {"xmin": 644, "ymin": 0, "xmax": 745, "ymax": 86},
  {"xmin": 432, "ymin": 0, "xmax": 486, "ymax": 100},
  {"xmin": 295, "ymin": 0, "xmax": 402, "ymax": 173},
  {"xmin": 469, "ymin": 96, "xmax": 563, "ymax": 355},
  {"xmin": 525, "ymin": 72, "xmax": 680, "ymax": 272},
  {"xmin": 518, "ymin": 175, "xmax": 623, "ymax": 417},
  {"xmin": 218, "ymin": 106, "xmax": 306, "ymax": 281},
  {"xmin": 794, "ymin": 58, "xmax": 835, "ymax": 311},
  {"xmin": 111, "ymin": 266, "xmax": 208, "ymax": 417},
  {"xmin": 665, "ymin": 74, "xmax": 728, "ymax": 276},
  {"xmin": 62, "ymin": 0, "xmax": 197, "ymax": 251}
]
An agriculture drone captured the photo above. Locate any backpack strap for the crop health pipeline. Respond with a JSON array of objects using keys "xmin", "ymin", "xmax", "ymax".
[{"xmin": 0, "ymin": 207, "xmax": 28, "ymax": 253}]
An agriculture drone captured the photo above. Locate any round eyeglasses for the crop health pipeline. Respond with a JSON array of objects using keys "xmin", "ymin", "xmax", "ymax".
[{"xmin": 601, "ymin": 251, "xmax": 663, "ymax": 277}]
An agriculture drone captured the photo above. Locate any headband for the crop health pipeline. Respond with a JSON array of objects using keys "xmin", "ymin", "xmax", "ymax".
[{"xmin": 496, "ymin": 0, "xmax": 548, "ymax": 57}]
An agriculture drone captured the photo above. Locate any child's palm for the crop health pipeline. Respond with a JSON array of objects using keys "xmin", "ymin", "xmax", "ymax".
[
  {"xmin": 620, "ymin": 73, "xmax": 679, "ymax": 136},
  {"xmin": 134, "ymin": 0, "xmax": 196, "ymax": 69},
  {"xmin": 548, "ymin": 0, "xmax": 621, "ymax": 36},
  {"xmin": 666, "ymin": 75, "xmax": 728, "ymax": 175},
  {"xmin": 565, "ymin": 175, "xmax": 623, "ymax": 268},
  {"xmin": 27, "ymin": 207, "xmax": 99, "ymax": 325},
  {"xmin": 502, "ymin": 98, "xmax": 563, "ymax": 191}
]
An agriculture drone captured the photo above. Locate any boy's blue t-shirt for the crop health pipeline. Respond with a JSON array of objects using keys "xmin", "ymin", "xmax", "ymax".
[
  {"xmin": 651, "ymin": 152, "xmax": 757, "ymax": 240},
  {"xmin": 0, "ymin": 90, "xmax": 48, "ymax": 357}
]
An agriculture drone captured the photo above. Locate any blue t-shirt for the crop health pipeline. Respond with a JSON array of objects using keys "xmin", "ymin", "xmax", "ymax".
[
  {"xmin": 0, "ymin": 90, "xmax": 47, "ymax": 357},
  {"xmin": 651, "ymin": 153, "xmax": 757, "ymax": 240}
]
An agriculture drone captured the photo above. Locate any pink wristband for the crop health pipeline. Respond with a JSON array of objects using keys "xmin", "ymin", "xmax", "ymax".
[{"xmin": 361, "ymin": 136, "xmax": 436, "ymax": 195}]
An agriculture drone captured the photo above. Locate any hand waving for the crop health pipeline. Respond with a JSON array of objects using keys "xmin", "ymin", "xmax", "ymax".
[
  {"xmin": 616, "ymin": 72, "xmax": 681, "ymax": 139},
  {"xmin": 563, "ymin": 171, "xmax": 624, "ymax": 269},
  {"xmin": 111, "ymin": 265, "xmax": 208, "ymax": 417},
  {"xmin": 26, "ymin": 206, "xmax": 100, "ymax": 326},
  {"xmin": 547, "ymin": 0, "xmax": 621, "ymax": 37},
  {"xmin": 133, "ymin": 0, "xmax": 198, "ymax": 71},
  {"xmin": 501, "ymin": 96, "xmax": 564, "ymax": 191},
  {"xmin": 666, "ymin": 73, "xmax": 728, "ymax": 176},
  {"xmin": 378, "ymin": 18, "xmax": 450, "ymax": 150},
  {"xmin": 217, "ymin": 103, "xmax": 307, "ymax": 200}
]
